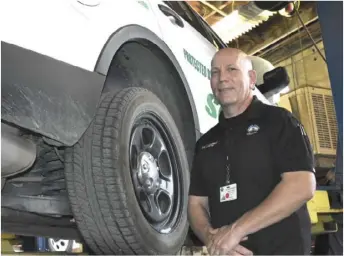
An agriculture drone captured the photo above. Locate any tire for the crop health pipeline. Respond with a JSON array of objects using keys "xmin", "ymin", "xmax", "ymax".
[{"xmin": 65, "ymin": 87, "xmax": 190, "ymax": 255}]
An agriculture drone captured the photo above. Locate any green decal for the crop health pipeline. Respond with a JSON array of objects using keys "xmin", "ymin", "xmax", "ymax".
[
  {"xmin": 201, "ymin": 64, "xmax": 206, "ymax": 77},
  {"xmin": 205, "ymin": 93, "xmax": 220, "ymax": 118},
  {"xmin": 183, "ymin": 49, "xmax": 188, "ymax": 59},
  {"xmin": 207, "ymin": 69, "xmax": 211, "ymax": 80},
  {"xmin": 138, "ymin": 0, "xmax": 149, "ymax": 10},
  {"xmin": 183, "ymin": 49, "xmax": 210, "ymax": 80},
  {"xmin": 183, "ymin": 49, "xmax": 220, "ymax": 119}
]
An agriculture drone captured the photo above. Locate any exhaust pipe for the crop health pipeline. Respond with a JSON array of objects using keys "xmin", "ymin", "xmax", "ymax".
[{"xmin": 1, "ymin": 123, "xmax": 37, "ymax": 178}]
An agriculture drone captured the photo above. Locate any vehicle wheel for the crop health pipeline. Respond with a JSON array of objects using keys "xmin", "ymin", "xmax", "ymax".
[
  {"xmin": 65, "ymin": 87, "xmax": 190, "ymax": 255},
  {"xmin": 47, "ymin": 238, "xmax": 73, "ymax": 252}
]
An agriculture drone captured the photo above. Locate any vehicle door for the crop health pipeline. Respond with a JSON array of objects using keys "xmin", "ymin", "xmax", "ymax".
[{"xmin": 148, "ymin": 1, "xmax": 222, "ymax": 134}]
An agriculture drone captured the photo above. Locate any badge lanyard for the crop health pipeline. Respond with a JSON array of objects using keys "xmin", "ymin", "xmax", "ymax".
[
  {"xmin": 225, "ymin": 156, "xmax": 231, "ymax": 184},
  {"xmin": 224, "ymin": 130, "xmax": 233, "ymax": 185},
  {"xmin": 219, "ymin": 129, "xmax": 237, "ymax": 203}
]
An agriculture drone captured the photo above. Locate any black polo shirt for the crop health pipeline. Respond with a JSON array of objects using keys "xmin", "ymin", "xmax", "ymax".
[{"xmin": 189, "ymin": 96, "xmax": 315, "ymax": 255}]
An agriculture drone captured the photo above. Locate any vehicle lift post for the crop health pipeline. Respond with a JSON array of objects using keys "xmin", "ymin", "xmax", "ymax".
[
  {"xmin": 317, "ymin": 1, "xmax": 343, "ymax": 194},
  {"xmin": 316, "ymin": 2, "xmax": 343, "ymax": 253}
]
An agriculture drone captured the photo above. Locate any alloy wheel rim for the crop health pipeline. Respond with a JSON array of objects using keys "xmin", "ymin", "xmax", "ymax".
[{"xmin": 129, "ymin": 113, "xmax": 182, "ymax": 233}]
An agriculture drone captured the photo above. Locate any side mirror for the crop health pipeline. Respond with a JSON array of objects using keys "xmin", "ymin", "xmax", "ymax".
[{"xmin": 258, "ymin": 67, "xmax": 290, "ymax": 99}]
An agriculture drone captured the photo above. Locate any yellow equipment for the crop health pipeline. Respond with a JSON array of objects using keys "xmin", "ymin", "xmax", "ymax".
[
  {"xmin": 1, "ymin": 233, "xmax": 20, "ymax": 253},
  {"xmin": 279, "ymin": 85, "xmax": 342, "ymax": 235}
]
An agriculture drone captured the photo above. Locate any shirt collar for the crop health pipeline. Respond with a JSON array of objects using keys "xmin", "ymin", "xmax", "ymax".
[{"xmin": 218, "ymin": 96, "xmax": 264, "ymax": 128}]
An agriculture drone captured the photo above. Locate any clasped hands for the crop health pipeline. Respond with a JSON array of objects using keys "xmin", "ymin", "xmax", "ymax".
[{"xmin": 206, "ymin": 225, "xmax": 253, "ymax": 256}]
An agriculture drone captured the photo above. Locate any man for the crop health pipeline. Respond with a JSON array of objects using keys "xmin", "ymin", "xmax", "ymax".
[{"xmin": 188, "ymin": 48, "xmax": 316, "ymax": 255}]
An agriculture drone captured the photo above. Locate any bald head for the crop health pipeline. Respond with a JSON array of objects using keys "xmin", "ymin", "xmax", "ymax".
[
  {"xmin": 209, "ymin": 47, "xmax": 257, "ymax": 115},
  {"xmin": 211, "ymin": 48, "xmax": 253, "ymax": 71}
]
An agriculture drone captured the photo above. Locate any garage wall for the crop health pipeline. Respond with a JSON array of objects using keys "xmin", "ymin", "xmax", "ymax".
[{"xmin": 276, "ymin": 41, "xmax": 331, "ymax": 91}]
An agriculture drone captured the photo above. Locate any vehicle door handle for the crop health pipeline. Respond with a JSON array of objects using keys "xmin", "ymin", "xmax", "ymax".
[{"xmin": 158, "ymin": 4, "xmax": 184, "ymax": 28}]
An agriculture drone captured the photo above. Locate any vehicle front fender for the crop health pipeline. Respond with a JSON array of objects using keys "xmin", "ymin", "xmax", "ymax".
[
  {"xmin": 1, "ymin": 25, "xmax": 200, "ymax": 145},
  {"xmin": 1, "ymin": 41, "xmax": 105, "ymax": 146},
  {"xmin": 95, "ymin": 25, "xmax": 200, "ymax": 137}
]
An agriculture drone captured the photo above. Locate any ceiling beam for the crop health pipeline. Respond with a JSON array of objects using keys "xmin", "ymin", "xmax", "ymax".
[
  {"xmin": 228, "ymin": 2, "xmax": 318, "ymax": 55},
  {"xmin": 200, "ymin": 1, "xmax": 227, "ymax": 17},
  {"xmin": 204, "ymin": 1, "xmax": 232, "ymax": 20},
  {"xmin": 260, "ymin": 20, "xmax": 323, "ymax": 64},
  {"xmin": 250, "ymin": 16, "xmax": 318, "ymax": 56}
]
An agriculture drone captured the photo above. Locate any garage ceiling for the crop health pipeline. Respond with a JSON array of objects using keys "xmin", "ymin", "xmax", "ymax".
[
  {"xmin": 187, "ymin": 1, "xmax": 249, "ymax": 25},
  {"xmin": 187, "ymin": 1, "xmax": 320, "ymax": 63},
  {"xmin": 187, "ymin": 1, "xmax": 276, "ymax": 43}
]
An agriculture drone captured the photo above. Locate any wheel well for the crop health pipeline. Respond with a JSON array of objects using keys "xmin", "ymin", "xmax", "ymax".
[{"xmin": 102, "ymin": 40, "xmax": 197, "ymax": 164}]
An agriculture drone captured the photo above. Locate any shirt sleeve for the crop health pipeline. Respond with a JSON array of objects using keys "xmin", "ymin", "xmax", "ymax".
[
  {"xmin": 189, "ymin": 140, "xmax": 208, "ymax": 197},
  {"xmin": 273, "ymin": 110, "xmax": 315, "ymax": 175}
]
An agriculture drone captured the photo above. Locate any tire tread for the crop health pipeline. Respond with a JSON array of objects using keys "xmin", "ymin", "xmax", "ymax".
[{"xmin": 65, "ymin": 88, "xmax": 149, "ymax": 254}]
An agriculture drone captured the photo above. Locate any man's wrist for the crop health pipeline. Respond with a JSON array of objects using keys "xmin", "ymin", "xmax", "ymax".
[
  {"xmin": 232, "ymin": 213, "xmax": 250, "ymax": 238},
  {"xmin": 204, "ymin": 225, "xmax": 214, "ymax": 242},
  {"xmin": 203, "ymin": 226, "xmax": 212, "ymax": 244}
]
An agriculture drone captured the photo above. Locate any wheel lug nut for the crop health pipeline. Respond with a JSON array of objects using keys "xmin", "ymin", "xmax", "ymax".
[
  {"xmin": 145, "ymin": 179, "xmax": 152, "ymax": 187},
  {"xmin": 142, "ymin": 163, "xmax": 148, "ymax": 173}
]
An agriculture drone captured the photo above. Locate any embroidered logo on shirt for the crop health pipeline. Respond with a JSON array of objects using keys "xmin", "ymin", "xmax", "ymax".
[
  {"xmin": 201, "ymin": 141, "xmax": 218, "ymax": 149},
  {"xmin": 247, "ymin": 124, "xmax": 260, "ymax": 135}
]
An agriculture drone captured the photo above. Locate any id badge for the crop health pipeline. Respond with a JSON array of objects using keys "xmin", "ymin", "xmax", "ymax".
[{"xmin": 220, "ymin": 183, "xmax": 237, "ymax": 202}]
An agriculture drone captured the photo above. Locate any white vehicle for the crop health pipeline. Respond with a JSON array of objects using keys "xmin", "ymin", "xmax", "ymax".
[{"xmin": 1, "ymin": 1, "xmax": 281, "ymax": 254}]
